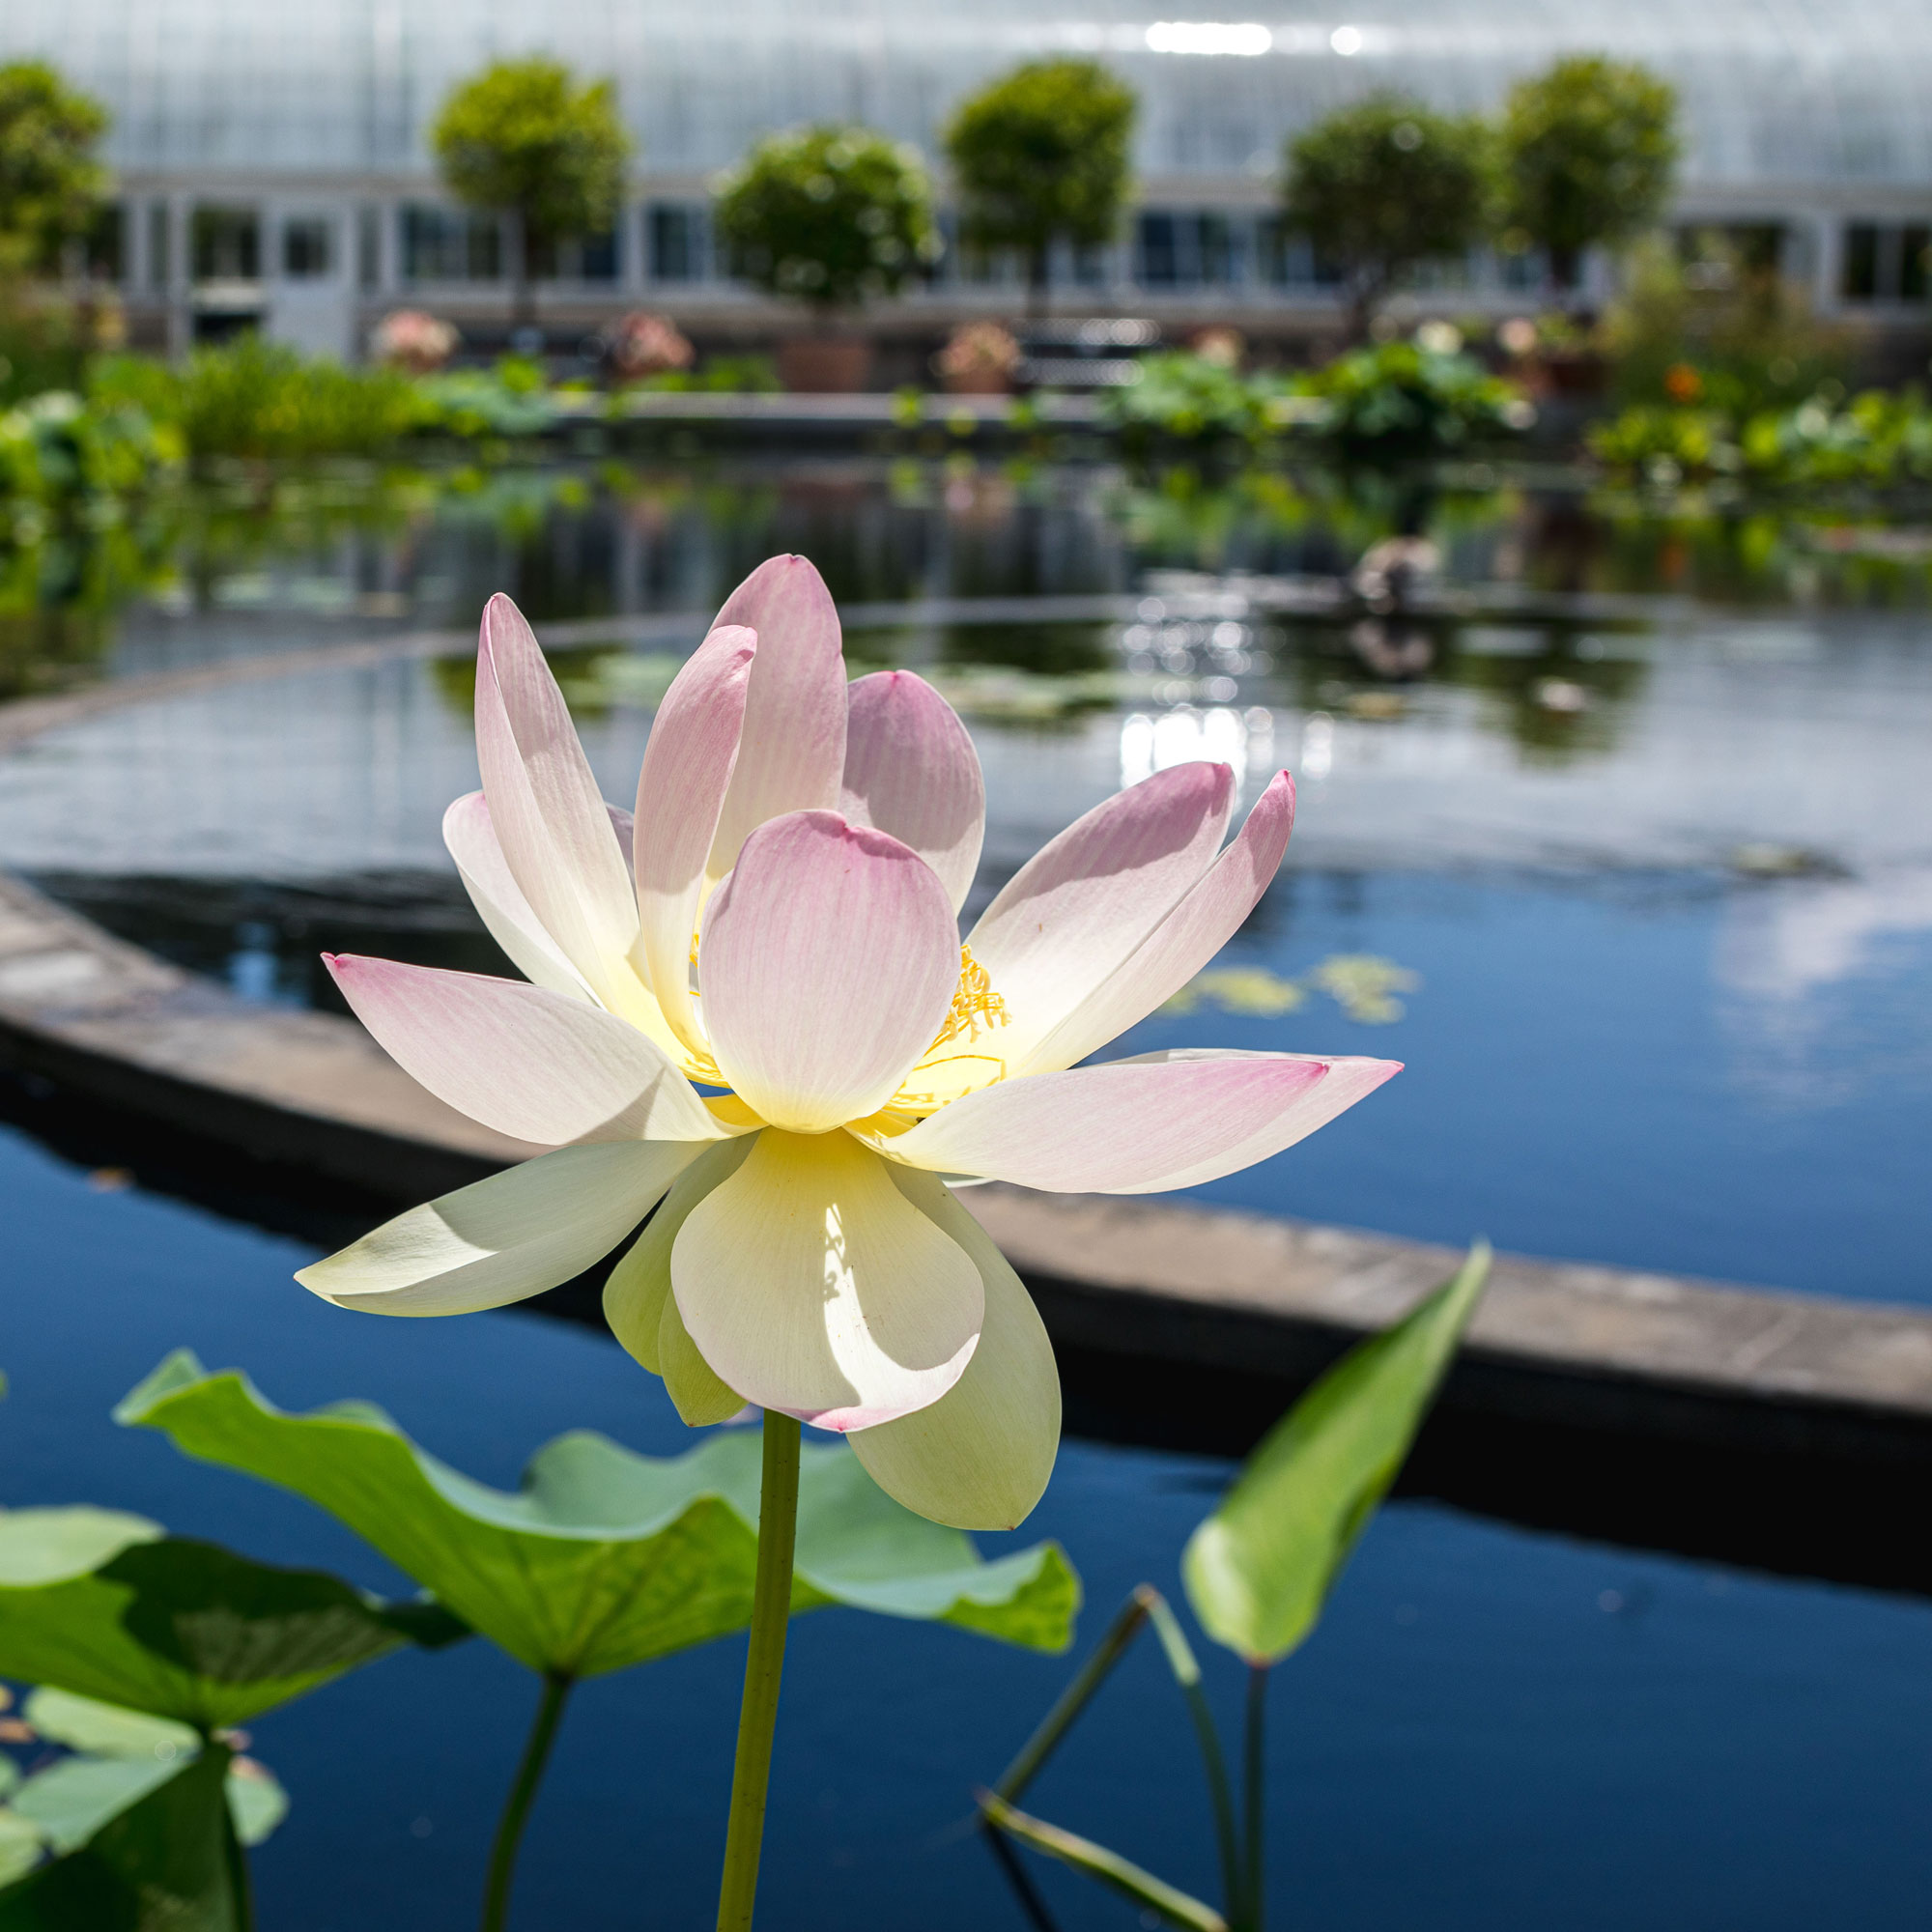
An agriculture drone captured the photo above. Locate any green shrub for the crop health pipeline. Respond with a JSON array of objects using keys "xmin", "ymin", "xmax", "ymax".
[
  {"xmin": 1291, "ymin": 340, "xmax": 1533, "ymax": 460},
  {"xmin": 90, "ymin": 340, "xmax": 419, "ymax": 461},
  {"xmin": 1591, "ymin": 388, "xmax": 1932, "ymax": 492},
  {"xmin": 1601, "ymin": 236, "xmax": 1845, "ymax": 420},
  {"xmin": 0, "ymin": 388, "xmax": 181, "ymax": 546},
  {"xmin": 1586, "ymin": 404, "xmax": 1732, "ymax": 483},
  {"xmin": 627, "ymin": 355, "xmax": 781, "ymax": 395},
  {"xmin": 412, "ymin": 361, "xmax": 561, "ymax": 438},
  {"xmin": 1099, "ymin": 352, "xmax": 1270, "ymax": 444}
]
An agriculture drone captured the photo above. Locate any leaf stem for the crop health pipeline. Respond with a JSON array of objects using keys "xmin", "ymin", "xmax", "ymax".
[
  {"xmin": 480, "ymin": 1670, "xmax": 573, "ymax": 1932},
  {"xmin": 715, "ymin": 1410, "xmax": 802, "ymax": 1932},
  {"xmin": 980, "ymin": 1791, "xmax": 1229, "ymax": 1932},
  {"xmin": 1241, "ymin": 1664, "xmax": 1268, "ymax": 1932},
  {"xmin": 1143, "ymin": 1594, "xmax": 1241, "ymax": 1924},
  {"xmin": 214, "ymin": 1742, "xmax": 255, "ymax": 1932},
  {"xmin": 992, "ymin": 1585, "xmax": 1155, "ymax": 1804}
]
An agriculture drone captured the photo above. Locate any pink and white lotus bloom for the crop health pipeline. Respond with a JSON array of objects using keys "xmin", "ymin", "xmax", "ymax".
[{"xmin": 298, "ymin": 558, "xmax": 1400, "ymax": 1529}]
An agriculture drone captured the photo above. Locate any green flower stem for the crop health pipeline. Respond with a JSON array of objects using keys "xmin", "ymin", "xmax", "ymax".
[
  {"xmin": 991, "ymin": 1585, "xmax": 1155, "ymax": 1803},
  {"xmin": 213, "ymin": 1740, "xmax": 254, "ymax": 1932},
  {"xmin": 480, "ymin": 1671, "xmax": 574, "ymax": 1932},
  {"xmin": 1143, "ymin": 1594, "xmax": 1241, "ymax": 1924},
  {"xmin": 715, "ymin": 1410, "xmax": 802, "ymax": 1932},
  {"xmin": 1241, "ymin": 1664, "xmax": 1268, "ymax": 1932}
]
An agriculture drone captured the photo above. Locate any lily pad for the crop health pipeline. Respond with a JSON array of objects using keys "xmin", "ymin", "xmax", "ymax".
[
  {"xmin": 0, "ymin": 1508, "xmax": 467, "ymax": 1730},
  {"xmin": 18, "ymin": 1690, "xmax": 288, "ymax": 1848},
  {"xmin": 119, "ymin": 1352, "xmax": 1078, "ymax": 1678},
  {"xmin": 0, "ymin": 1744, "xmax": 235, "ymax": 1931}
]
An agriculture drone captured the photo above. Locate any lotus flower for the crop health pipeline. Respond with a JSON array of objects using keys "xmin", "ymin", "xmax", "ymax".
[{"xmin": 298, "ymin": 558, "xmax": 1400, "ymax": 1529}]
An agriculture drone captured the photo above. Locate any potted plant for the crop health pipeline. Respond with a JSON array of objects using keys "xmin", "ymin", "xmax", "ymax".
[
  {"xmin": 714, "ymin": 125, "xmax": 939, "ymax": 393},
  {"xmin": 610, "ymin": 310, "xmax": 695, "ymax": 382},
  {"xmin": 933, "ymin": 320, "xmax": 1022, "ymax": 395}
]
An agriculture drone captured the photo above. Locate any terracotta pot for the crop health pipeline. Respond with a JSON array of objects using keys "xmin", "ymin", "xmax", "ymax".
[
  {"xmin": 777, "ymin": 337, "xmax": 873, "ymax": 394},
  {"xmin": 942, "ymin": 368, "xmax": 1014, "ymax": 396},
  {"xmin": 1537, "ymin": 350, "xmax": 1608, "ymax": 398}
]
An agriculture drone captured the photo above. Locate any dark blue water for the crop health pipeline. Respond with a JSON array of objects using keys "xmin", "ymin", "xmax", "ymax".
[
  {"xmin": 1122, "ymin": 868, "xmax": 1932, "ymax": 1303},
  {"xmin": 6, "ymin": 1118, "xmax": 1932, "ymax": 1930}
]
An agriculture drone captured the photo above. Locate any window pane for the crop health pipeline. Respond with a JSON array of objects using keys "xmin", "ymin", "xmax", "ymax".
[
  {"xmin": 1199, "ymin": 213, "xmax": 1240, "ymax": 285},
  {"xmin": 650, "ymin": 205, "xmax": 695, "ymax": 281},
  {"xmin": 1842, "ymin": 223, "xmax": 1880, "ymax": 299},
  {"xmin": 283, "ymin": 217, "xmax": 332, "ymax": 278},
  {"xmin": 148, "ymin": 203, "xmax": 170, "ymax": 291},
  {"xmin": 580, "ymin": 230, "xmax": 618, "ymax": 281},
  {"xmin": 192, "ymin": 208, "xmax": 259, "ymax": 281},
  {"xmin": 1903, "ymin": 225, "xmax": 1930, "ymax": 301},
  {"xmin": 467, "ymin": 215, "xmax": 500, "ymax": 280},
  {"xmin": 1138, "ymin": 213, "xmax": 1179, "ymax": 289},
  {"xmin": 402, "ymin": 206, "xmax": 499, "ymax": 282}
]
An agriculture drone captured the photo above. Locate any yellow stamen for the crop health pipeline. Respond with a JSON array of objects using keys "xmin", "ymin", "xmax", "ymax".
[{"xmin": 926, "ymin": 944, "xmax": 1009, "ymax": 1054}]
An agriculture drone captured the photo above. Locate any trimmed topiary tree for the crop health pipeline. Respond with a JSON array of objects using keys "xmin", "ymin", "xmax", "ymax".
[
  {"xmin": 943, "ymin": 59, "xmax": 1137, "ymax": 316},
  {"xmin": 432, "ymin": 57, "xmax": 632, "ymax": 327},
  {"xmin": 0, "ymin": 60, "xmax": 109, "ymax": 277},
  {"xmin": 1499, "ymin": 56, "xmax": 1680, "ymax": 293},
  {"xmin": 714, "ymin": 124, "xmax": 938, "ymax": 317},
  {"xmin": 1282, "ymin": 95, "xmax": 1493, "ymax": 339}
]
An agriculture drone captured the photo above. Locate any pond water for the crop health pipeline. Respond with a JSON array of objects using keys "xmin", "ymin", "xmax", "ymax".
[
  {"xmin": 5, "ymin": 457, "xmax": 1929, "ymax": 1302},
  {"xmin": 7, "ymin": 1120, "xmax": 1932, "ymax": 1932},
  {"xmin": 4, "ymin": 454, "xmax": 1932, "ymax": 1926}
]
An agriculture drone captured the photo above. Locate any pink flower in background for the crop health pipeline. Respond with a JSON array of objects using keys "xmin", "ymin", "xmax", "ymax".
[
  {"xmin": 298, "ymin": 558, "xmax": 1400, "ymax": 1528},
  {"xmin": 370, "ymin": 309, "xmax": 460, "ymax": 374},
  {"xmin": 611, "ymin": 310, "xmax": 696, "ymax": 381}
]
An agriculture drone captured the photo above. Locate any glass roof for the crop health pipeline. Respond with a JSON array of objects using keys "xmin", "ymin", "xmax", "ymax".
[{"xmin": 3, "ymin": 0, "xmax": 1929, "ymax": 186}]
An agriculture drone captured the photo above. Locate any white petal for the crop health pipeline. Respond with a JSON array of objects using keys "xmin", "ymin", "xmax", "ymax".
[
  {"xmin": 327, "ymin": 954, "xmax": 736, "ymax": 1147},
  {"xmin": 298, "ymin": 1141, "xmax": 700, "ymax": 1316},
  {"xmin": 443, "ymin": 791, "xmax": 591, "ymax": 1003},
  {"xmin": 875, "ymin": 1048, "xmax": 1400, "ymax": 1194},
  {"xmin": 967, "ymin": 762, "xmax": 1234, "ymax": 1071},
  {"xmin": 698, "ymin": 810, "xmax": 960, "ymax": 1135},
  {"xmin": 841, "ymin": 670, "xmax": 985, "ymax": 913},
  {"xmin": 633, "ymin": 624, "xmax": 757, "ymax": 1055},
  {"xmin": 705, "ymin": 556, "xmax": 848, "ymax": 883},
  {"xmin": 474, "ymin": 594, "xmax": 640, "ymax": 1006},
  {"xmin": 1026, "ymin": 772, "xmax": 1296, "ymax": 1072},
  {"xmin": 850, "ymin": 1166, "xmax": 1060, "ymax": 1530},
  {"xmin": 672, "ymin": 1128, "xmax": 983, "ymax": 1430},
  {"xmin": 604, "ymin": 1136, "xmax": 754, "ymax": 1372}
]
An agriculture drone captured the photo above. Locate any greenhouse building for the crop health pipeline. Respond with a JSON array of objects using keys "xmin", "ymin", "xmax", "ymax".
[{"xmin": 5, "ymin": 0, "xmax": 1930, "ymax": 360}]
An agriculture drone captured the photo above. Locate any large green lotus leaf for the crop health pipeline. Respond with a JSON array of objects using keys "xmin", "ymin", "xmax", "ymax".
[
  {"xmin": 1182, "ymin": 1244, "xmax": 1491, "ymax": 1665},
  {"xmin": 20, "ymin": 1690, "xmax": 288, "ymax": 1848},
  {"xmin": 0, "ymin": 1817, "xmax": 40, "ymax": 1889},
  {"xmin": 0, "ymin": 1508, "xmax": 466, "ymax": 1730},
  {"xmin": 0, "ymin": 1743, "xmax": 237, "ymax": 1931},
  {"xmin": 118, "ymin": 1352, "xmax": 1078, "ymax": 1677}
]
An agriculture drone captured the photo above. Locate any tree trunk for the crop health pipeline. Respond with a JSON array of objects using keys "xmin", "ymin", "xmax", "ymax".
[
  {"xmin": 1548, "ymin": 244, "xmax": 1581, "ymax": 298},
  {"xmin": 508, "ymin": 212, "xmax": 535, "ymax": 333},
  {"xmin": 1025, "ymin": 242, "xmax": 1050, "ymax": 322},
  {"xmin": 1346, "ymin": 270, "xmax": 1383, "ymax": 346}
]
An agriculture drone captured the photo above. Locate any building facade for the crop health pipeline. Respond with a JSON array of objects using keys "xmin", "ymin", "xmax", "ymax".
[{"xmin": 9, "ymin": 0, "xmax": 1932, "ymax": 361}]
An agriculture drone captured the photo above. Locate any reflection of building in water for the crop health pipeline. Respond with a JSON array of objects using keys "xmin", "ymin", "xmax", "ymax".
[
  {"xmin": 0, "ymin": 611, "xmax": 1924, "ymax": 889},
  {"xmin": 11, "ymin": 0, "xmax": 1932, "ymax": 358}
]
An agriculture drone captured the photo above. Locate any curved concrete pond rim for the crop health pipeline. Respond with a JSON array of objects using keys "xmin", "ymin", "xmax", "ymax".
[{"xmin": 2, "ymin": 603, "xmax": 1928, "ymax": 1596}]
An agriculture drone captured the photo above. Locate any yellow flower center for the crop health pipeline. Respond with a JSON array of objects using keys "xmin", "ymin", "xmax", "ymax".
[{"xmin": 926, "ymin": 944, "xmax": 1009, "ymax": 1053}]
